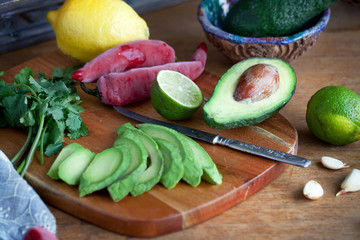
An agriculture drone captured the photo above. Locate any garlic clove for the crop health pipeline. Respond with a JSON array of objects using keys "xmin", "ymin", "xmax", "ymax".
[
  {"xmin": 336, "ymin": 168, "xmax": 360, "ymax": 197},
  {"xmin": 303, "ymin": 180, "xmax": 324, "ymax": 200},
  {"xmin": 321, "ymin": 156, "xmax": 349, "ymax": 170}
]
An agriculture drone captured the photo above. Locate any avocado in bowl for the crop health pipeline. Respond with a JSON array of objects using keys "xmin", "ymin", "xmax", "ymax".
[{"xmin": 197, "ymin": 0, "xmax": 331, "ymax": 62}]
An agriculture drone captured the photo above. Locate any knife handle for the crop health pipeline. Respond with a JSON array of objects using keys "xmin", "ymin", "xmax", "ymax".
[{"xmin": 213, "ymin": 135, "xmax": 311, "ymax": 168}]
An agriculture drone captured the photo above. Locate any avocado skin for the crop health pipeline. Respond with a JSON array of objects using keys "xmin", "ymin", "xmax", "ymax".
[
  {"xmin": 203, "ymin": 101, "xmax": 291, "ymax": 129},
  {"xmin": 222, "ymin": 0, "xmax": 338, "ymax": 37},
  {"xmin": 203, "ymin": 57, "xmax": 296, "ymax": 129}
]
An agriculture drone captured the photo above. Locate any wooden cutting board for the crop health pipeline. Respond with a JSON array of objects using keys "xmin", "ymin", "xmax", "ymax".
[{"xmin": 1, "ymin": 51, "xmax": 298, "ymax": 238}]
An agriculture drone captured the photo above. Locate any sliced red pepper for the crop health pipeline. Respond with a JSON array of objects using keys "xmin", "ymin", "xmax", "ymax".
[
  {"xmin": 72, "ymin": 40, "xmax": 176, "ymax": 83},
  {"xmin": 95, "ymin": 42, "xmax": 207, "ymax": 106}
]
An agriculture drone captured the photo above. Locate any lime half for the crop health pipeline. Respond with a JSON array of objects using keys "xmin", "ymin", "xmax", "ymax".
[{"xmin": 151, "ymin": 70, "xmax": 203, "ymax": 120}]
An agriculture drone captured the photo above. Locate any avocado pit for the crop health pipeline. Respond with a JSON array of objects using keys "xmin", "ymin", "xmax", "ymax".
[{"xmin": 233, "ymin": 64, "xmax": 279, "ymax": 102}]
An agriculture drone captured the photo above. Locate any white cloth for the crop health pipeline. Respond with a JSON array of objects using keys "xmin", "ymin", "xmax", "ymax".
[{"xmin": 0, "ymin": 150, "xmax": 56, "ymax": 240}]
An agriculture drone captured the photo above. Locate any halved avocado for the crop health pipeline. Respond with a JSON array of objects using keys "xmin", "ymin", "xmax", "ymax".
[{"xmin": 203, "ymin": 58, "xmax": 296, "ymax": 129}]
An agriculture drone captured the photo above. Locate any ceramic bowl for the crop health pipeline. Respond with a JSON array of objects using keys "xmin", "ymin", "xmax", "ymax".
[{"xmin": 197, "ymin": 0, "xmax": 330, "ymax": 62}]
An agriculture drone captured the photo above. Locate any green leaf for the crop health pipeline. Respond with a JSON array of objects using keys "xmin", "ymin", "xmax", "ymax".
[
  {"xmin": 67, "ymin": 122, "xmax": 89, "ymax": 139},
  {"xmin": 1, "ymin": 94, "xmax": 28, "ymax": 127},
  {"xmin": 38, "ymin": 102, "xmax": 49, "ymax": 117},
  {"xmin": 44, "ymin": 80, "xmax": 70, "ymax": 98},
  {"xmin": 48, "ymin": 107, "xmax": 64, "ymax": 121},
  {"xmin": 51, "ymin": 66, "xmax": 64, "ymax": 79},
  {"xmin": 45, "ymin": 142, "xmax": 63, "ymax": 156},
  {"xmin": 0, "ymin": 81, "xmax": 16, "ymax": 98},
  {"xmin": 46, "ymin": 119, "xmax": 65, "ymax": 146},
  {"xmin": 20, "ymin": 109, "xmax": 36, "ymax": 127},
  {"xmin": 28, "ymin": 75, "xmax": 44, "ymax": 94},
  {"xmin": 65, "ymin": 112, "xmax": 82, "ymax": 131},
  {"xmin": 14, "ymin": 67, "xmax": 33, "ymax": 85},
  {"xmin": 0, "ymin": 111, "xmax": 7, "ymax": 127}
]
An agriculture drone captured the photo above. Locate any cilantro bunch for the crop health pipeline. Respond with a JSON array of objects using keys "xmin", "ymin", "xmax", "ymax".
[{"xmin": 0, "ymin": 66, "xmax": 89, "ymax": 176}]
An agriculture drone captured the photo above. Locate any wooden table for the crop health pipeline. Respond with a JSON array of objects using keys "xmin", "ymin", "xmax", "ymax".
[{"xmin": 1, "ymin": 1, "xmax": 359, "ymax": 239}]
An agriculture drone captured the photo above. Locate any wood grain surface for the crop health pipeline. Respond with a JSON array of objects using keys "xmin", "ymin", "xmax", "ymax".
[
  {"xmin": 1, "ymin": 50, "xmax": 298, "ymax": 237},
  {"xmin": 1, "ymin": 0, "xmax": 359, "ymax": 239}
]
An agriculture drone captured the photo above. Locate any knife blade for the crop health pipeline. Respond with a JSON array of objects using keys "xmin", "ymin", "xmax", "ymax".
[{"xmin": 113, "ymin": 106, "xmax": 311, "ymax": 168}]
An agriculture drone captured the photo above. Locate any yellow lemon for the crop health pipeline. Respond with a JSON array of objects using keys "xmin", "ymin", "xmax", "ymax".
[{"xmin": 47, "ymin": 0, "xmax": 149, "ymax": 63}]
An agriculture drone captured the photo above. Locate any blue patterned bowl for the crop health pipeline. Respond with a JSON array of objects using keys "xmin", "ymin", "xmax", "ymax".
[{"xmin": 197, "ymin": 0, "xmax": 330, "ymax": 62}]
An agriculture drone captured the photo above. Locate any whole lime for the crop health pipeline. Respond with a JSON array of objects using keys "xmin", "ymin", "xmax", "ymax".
[
  {"xmin": 306, "ymin": 86, "xmax": 360, "ymax": 145},
  {"xmin": 151, "ymin": 70, "xmax": 203, "ymax": 121}
]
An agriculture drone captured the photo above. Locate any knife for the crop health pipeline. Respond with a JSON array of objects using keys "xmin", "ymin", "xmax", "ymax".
[{"xmin": 113, "ymin": 106, "xmax": 311, "ymax": 168}]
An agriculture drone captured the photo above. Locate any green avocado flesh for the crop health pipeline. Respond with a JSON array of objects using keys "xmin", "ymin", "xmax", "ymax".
[
  {"xmin": 203, "ymin": 58, "xmax": 296, "ymax": 129},
  {"xmin": 116, "ymin": 123, "xmax": 164, "ymax": 196},
  {"xmin": 183, "ymin": 136, "xmax": 222, "ymax": 185},
  {"xmin": 58, "ymin": 148, "xmax": 95, "ymax": 185},
  {"xmin": 79, "ymin": 145, "xmax": 131, "ymax": 197},
  {"xmin": 222, "ymin": 0, "xmax": 337, "ymax": 37},
  {"xmin": 108, "ymin": 130, "xmax": 148, "ymax": 202},
  {"xmin": 154, "ymin": 138, "xmax": 184, "ymax": 189},
  {"xmin": 48, "ymin": 122, "xmax": 222, "ymax": 201},
  {"xmin": 47, "ymin": 143, "xmax": 84, "ymax": 180},
  {"xmin": 137, "ymin": 123, "xmax": 203, "ymax": 187}
]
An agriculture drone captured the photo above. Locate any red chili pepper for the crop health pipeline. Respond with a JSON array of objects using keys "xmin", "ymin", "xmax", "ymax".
[
  {"xmin": 72, "ymin": 40, "xmax": 176, "ymax": 83},
  {"xmin": 94, "ymin": 42, "xmax": 207, "ymax": 106},
  {"xmin": 23, "ymin": 226, "xmax": 58, "ymax": 240}
]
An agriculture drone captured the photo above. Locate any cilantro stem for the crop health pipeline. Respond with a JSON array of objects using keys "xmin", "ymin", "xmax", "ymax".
[
  {"xmin": 11, "ymin": 84, "xmax": 39, "ymax": 100},
  {"xmin": 11, "ymin": 126, "xmax": 32, "ymax": 165},
  {"xmin": 20, "ymin": 114, "xmax": 45, "ymax": 177},
  {"xmin": 16, "ymin": 158, "xmax": 26, "ymax": 174},
  {"xmin": 39, "ymin": 119, "xmax": 51, "ymax": 165}
]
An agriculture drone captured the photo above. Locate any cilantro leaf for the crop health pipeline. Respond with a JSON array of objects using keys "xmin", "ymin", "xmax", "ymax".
[
  {"xmin": 67, "ymin": 122, "xmax": 89, "ymax": 139},
  {"xmin": 14, "ymin": 67, "xmax": 33, "ymax": 85},
  {"xmin": 45, "ymin": 142, "xmax": 63, "ymax": 156},
  {"xmin": 65, "ymin": 112, "xmax": 82, "ymax": 132},
  {"xmin": 48, "ymin": 106, "xmax": 64, "ymax": 121},
  {"xmin": 1, "ymin": 94, "xmax": 28, "ymax": 127}
]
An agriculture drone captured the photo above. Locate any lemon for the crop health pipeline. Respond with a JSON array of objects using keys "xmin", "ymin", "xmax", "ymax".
[
  {"xmin": 306, "ymin": 86, "xmax": 360, "ymax": 145},
  {"xmin": 47, "ymin": 0, "xmax": 149, "ymax": 63},
  {"xmin": 151, "ymin": 70, "xmax": 204, "ymax": 121}
]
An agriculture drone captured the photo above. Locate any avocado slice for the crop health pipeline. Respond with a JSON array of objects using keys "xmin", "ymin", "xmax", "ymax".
[
  {"xmin": 107, "ymin": 130, "xmax": 148, "ymax": 201},
  {"xmin": 203, "ymin": 57, "xmax": 296, "ymax": 129},
  {"xmin": 79, "ymin": 145, "xmax": 131, "ymax": 197},
  {"xmin": 180, "ymin": 135, "xmax": 222, "ymax": 185},
  {"xmin": 47, "ymin": 143, "xmax": 84, "ymax": 180},
  {"xmin": 222, "ymin": 0, "xmax": 337, "ymax": 37},
  {"xmin": 154, "ymin": 138, "xmax": 184, "ymax": 189},
  {"xmin": 58, "ymin": 148, "xmax": 95, "ymax": 185},
  {"xmin": 116, "ymin": 123, "xmax": 164, "ymax": 196},
  {"xmin": 137, "ymin": 123, "xmax": 203, "ymax": 187}
]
